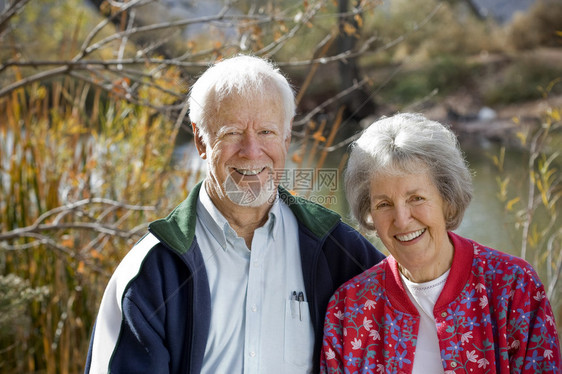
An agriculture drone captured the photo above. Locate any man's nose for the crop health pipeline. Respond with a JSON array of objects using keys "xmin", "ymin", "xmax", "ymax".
[{"xmin": 239, "ymin": 133, "xmax": 262, "ymax": 158}]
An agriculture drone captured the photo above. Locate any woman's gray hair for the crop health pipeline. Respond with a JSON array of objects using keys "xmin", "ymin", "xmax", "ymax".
[
  {"xmin": 345, "ymin": 113, "xmax": 473, "ymax": 231},
  {"xmin": 188, "ymin": 54, "xmax": 295, "ymax": 144}
]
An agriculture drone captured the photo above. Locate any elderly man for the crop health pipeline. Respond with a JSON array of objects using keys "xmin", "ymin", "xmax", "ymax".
[{"xmin": 84, "ymin": 55, "xmax": 385, "ymax": 374}]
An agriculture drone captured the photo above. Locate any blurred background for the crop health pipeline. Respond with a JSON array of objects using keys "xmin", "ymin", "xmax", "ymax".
[{"xmin": 1, "ymin": 0, "xmax": 561, "ymax": 372}]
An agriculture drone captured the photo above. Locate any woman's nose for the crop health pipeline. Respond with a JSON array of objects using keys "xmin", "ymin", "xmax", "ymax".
[{"xmin": 393, "ymin": 205, "xmax": 412, "ymax": 228}]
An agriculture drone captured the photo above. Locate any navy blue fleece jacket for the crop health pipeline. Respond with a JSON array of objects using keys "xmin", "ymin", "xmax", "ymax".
[{"xmin": 85, "ymin": 182, "xmax": 385, "ymax": 374}]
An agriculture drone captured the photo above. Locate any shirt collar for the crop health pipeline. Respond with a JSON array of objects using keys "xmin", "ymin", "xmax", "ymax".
[
  {"xmin": 197, "ymin": 182, "xmax": 280, "ymax": 250},
  {"xmin": 267, "ymin": 194, "xmax": 281, "ymax": 240}
]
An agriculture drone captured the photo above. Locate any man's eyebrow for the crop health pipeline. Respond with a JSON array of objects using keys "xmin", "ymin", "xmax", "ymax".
[{"xmin": 215, "ymin": 125, "xmax": 241, "ymax": 137}]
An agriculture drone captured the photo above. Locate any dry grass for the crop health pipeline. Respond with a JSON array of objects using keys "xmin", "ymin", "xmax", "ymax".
[
  {"xmin": 507, "ymin": 0, "xmax": 562, "ymax": 50},
  {"xmin": 0, "ymin": 69, "xmax": 196, "ymax": 373}
]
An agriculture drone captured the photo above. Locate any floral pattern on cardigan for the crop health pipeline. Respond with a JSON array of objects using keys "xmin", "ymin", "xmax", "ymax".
[{"xmin": 321, "ymin": 232, "xmax": 561, "ymax": 374}]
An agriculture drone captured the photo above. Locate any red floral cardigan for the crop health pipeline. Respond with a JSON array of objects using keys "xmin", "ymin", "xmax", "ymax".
[{"xmin": 321, "ymin": 232, "xmax": 561, "ymax": 374}]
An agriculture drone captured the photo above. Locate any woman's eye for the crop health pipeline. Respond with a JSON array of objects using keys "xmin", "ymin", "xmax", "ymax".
[
  {"xmin": 410, "ymin": 196, "xmax": 424, "ymax": 203},
  {"xmin": 374, "ymin": 202, "xmax": 390, "ymax": 209}
]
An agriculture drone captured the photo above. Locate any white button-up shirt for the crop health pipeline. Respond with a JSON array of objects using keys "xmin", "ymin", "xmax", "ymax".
[{"xmin": 196, "ymin": 184, "xmax": 314, "ymax": 374}]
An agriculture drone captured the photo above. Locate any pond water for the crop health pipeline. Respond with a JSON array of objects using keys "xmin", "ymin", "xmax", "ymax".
[{"xmin": 453, "ymin": 144, "xmax": 526, "ymax": 254}]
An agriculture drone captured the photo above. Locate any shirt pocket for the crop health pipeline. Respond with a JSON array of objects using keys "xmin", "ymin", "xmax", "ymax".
[{"xmin": 284, "ymin": 299, "xmax": 314, "ymax": 369}]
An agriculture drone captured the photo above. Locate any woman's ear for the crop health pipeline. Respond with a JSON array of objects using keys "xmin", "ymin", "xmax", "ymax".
[
  {"xmin": 192, "ymin": 123, "xmax": 207, "ymax": 159},
  {"xmin": 443, "ymin": 202, "xmax": 454, "ymax": 229}
]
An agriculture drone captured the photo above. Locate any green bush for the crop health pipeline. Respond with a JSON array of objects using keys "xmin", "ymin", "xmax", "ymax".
[
  {"xmin": 484, "ymin": 59, "xmax": 562, "ymax": 105},
  {"xmin": 378, "ymin": 56, "xmax": 475, "ymax": 105}
]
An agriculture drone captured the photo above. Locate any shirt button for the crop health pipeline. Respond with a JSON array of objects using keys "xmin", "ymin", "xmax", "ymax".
[
  {"xmin": 251, "ymin": 305, "xmax": 257, "ymax": 312},
  {"xmin": 451, "ymin": 362, "xmax": 457, "ymax": 368},
  {"xmin": 249, "ymin": 351, "xmax": 256, "ymax": 357},
  {"xmin": 441, "ymin": 312, "xmax": 447, "ymax": 317}
]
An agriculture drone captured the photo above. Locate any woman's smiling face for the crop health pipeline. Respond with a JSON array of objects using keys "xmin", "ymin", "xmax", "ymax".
[{"xmin": 369, "ymin": 166, "xmax": 454, "ymax": 282}]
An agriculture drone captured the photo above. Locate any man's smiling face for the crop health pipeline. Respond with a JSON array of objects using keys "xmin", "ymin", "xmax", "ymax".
[{"xmin": 195, "ymin": 88, "xmax": 290, "ymax": 208}]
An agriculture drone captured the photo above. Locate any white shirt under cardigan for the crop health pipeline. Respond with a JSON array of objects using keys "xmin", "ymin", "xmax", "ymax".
[
  {"xmin": 195, "ymin": 184, "xmax": 314, "ymax": 374},
  {"xmin": 400, "ymin": 269, "xmax": 450, "ymax": 374}
]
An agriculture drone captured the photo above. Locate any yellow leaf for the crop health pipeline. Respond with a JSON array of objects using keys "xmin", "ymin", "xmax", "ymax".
[
  {"xmin": 496, "ymin": 176, "xmax": 509, "ymax": 201},
  {"xmin": 77, "ymin": 261, "xmax": 85, "ymax": 274},
  {"xmin": 354, "ymin": 14, "xmax": 363, "ymax": 28},
  {"xmin": 343, "ymin": 22, "xmax": 357, "ymax": 36},
  {"xmin": 541, "ymin": 191, "xmax": 549, "ymax": 208},
  {"xmin": 90, "ymin": 250, "xmax": 104, "ymax": 260},
  {"xmin": 506, "ymin": 197, "xmax": 520, "ymax": 211},
  {"xmin": 515, "ymin": 131, "xmax": 527, "ymax": 146},
  {"xmin": 87, "ymin": 159, "xmax": 97, "ymax": 169},
  {"xmin": 292, "ymin": 153, "xmax": 303, "ymax": 163},
  {"xmin": 527, "ymin": 224, "xmax": 539, "ymax": 248},
  {"xmin": 61, "ymin": 236, "xmax": 74, "ymax": 248},
  {"xmin": 312, "ymin": 130, "xmax": 326, "ymax": 142}
]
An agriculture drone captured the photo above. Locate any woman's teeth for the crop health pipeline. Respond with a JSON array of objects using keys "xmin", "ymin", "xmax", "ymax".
[{"xmin": 396, "ymin": 229, "xmax": 425, "ymax": 242}]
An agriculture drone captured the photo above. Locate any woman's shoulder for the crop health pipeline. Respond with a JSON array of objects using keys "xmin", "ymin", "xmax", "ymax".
[
  {"xmin": 469, "ymin": 239, "xmax": 543, "ymax": 287},
  {"xmin": 332, "ymin": 259, "xmax": 389, "ymax": 300}
]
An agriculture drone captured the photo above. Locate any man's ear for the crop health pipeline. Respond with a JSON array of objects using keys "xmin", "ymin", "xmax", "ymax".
[
  {"xmin": 192, "ymin": 123, "xmax": 207, "ymax": 159},
  {"xmin": 284, "ymin": 119, "xmax": 292, "ymax": 151}
]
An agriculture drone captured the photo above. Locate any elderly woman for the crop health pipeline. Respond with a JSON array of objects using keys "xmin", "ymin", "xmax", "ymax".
[{"xmin": 321, "ymin": 113, "xmax": 561, "ymax": 373}]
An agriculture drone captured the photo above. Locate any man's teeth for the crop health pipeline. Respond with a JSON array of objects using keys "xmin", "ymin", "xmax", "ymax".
[
  {"xmin": 396, "ymin": 229, "xmax": 425, "ymax": 242},
  {"xmin": 236, "ymin": 168, "xmax": 264, "ymax": 175}
]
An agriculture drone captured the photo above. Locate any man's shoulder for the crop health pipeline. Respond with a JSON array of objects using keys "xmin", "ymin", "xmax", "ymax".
[
  {"xmin": 105, "ymin": 233, "xmax": 163, "ymax": 298},
  {"xmin": 148, "ymin": 183, "xmax": 201, "ymax": 254},
  {"xmin": 112, "ymin": 232, "xmax": 201, "ymax": 296},
  {"xmin": 279, "ymin": 188, "xmax": 341, "ymax": 238},
  {"xmin": 118, "ymin": 233, "xmax": 161, "ymax": 271}
]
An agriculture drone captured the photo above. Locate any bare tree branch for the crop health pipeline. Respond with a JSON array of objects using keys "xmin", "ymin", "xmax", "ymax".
[
  {"xmin": 0, "ymin": 232, "xmax": 111, "ymax": 275},
  {"xmin": 0, "ymin": 0, "xmax": 32, "ymax": 35},
  {"xmin": 0, "ymin": 198, "xmax": 155, "ymax": 242},
  {"xmin": 76, "ymin": 0, "xmax": 155, "ymax": 61},
  {"xmin": 0, "ymin": 0, "xmax": 443, "ymax": 148},
  {"xmin": 546, "ymin": 230, "xmax": 562, "ymax": 300},
  {"xmin": 0, "ymin": 66, "xmax": 70, "ymax": 96}
]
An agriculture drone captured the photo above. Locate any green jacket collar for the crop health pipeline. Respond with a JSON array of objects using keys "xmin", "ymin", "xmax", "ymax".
[{"xmin": 149, "ymin": 181, "xmax": 341, "ymax": 255}]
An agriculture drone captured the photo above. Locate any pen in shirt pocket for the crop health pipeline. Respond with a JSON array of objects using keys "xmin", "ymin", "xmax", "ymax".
[
  {"xmin": 297, "ymin": 292, "xmax": 304, "ymax": 321},
  {"xmin": 291, "ymin": 291, "xmax": 305, "ymax": 320},
  {"xmin": 290, "ymin": 291, "xmax": 298, "ymax": 319}
]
